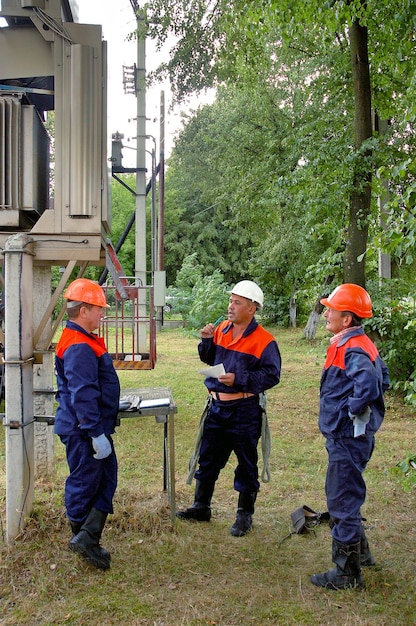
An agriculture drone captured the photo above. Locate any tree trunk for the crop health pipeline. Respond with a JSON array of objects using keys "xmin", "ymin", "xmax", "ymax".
[
  {"xmin": 304, "ymin": 275, "xmax": 334, "ymax": 339},
  {"xmin": 304, "ymin": 306, "xmax": 322, "ymax": 340},
  {"xmin": 289, "ymin": 283, "xmax": 297, "ymax": 328},
  {"xmin": 343, "ymin": 16, "xmax": 372, "ymax": 287}
]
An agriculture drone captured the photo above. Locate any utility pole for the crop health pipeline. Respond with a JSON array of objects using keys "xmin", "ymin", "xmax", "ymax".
[
  {"xmin": 155, "ymin": 91, "xmax": 165, "ymax": 331},
  {"xmin": 133, "ymin": 2, "xmax": 146, "ymax": 284},
  {"xmin": 131, "ymin": 1, "xmax": 147, "ymax": 350},
  {"xmin": 158, "ymin": 91, "xmax": 165, "ymax": 274}
]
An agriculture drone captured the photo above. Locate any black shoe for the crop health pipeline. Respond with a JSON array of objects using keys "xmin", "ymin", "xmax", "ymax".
[
  {"xmin": 361, "ymin": 552, "xmax": 375, "ymax": 567},
  {"xmin": 69, "ymin": 508, "xmax": 110, "ymax": 570},
  {"xmin": 230, "ymin": 509, "xmax": 252, "ymax": 537},
  {"xmin": 69, "ymin": 519, "xmax": 111, "ymax": 562},
  {"xmin": 311, "ymin": 540, "xmax": 364, "ymax": 590},
  {"xmin": 70, "ymin": 534, "xmax": 110, "ymax": 570},
  {"xmin": 230, "ymin": 491, "xmax": 257, "ymax": 537},
  {"xmin": 310, "ymin": 566, "xmax": 364, "ymax": 590},
  {"xmin": 176, "ymin": 503, "xmax": 211, "ymax": 522},
  {"xmin": 176, "ymin": 480, "xmax": 215, "ymax": 522}
]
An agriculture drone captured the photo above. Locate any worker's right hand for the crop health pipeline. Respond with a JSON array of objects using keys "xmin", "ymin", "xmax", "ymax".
[
  {"xmin": 200, "ymin": 323, "xmax": 215, "ymax": 339},
  {"xmin": 91, "ymin": 434, "xmax": 112, "ymax": 459}
]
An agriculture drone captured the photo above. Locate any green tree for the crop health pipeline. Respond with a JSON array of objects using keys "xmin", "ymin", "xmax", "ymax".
[
  {"xmin": 163, "ymin": 91, "xmax": 265, "ymax": 286},
  {"xmin": 169, "ymin": 253, "xmax": 229, "ymax": 329},
  {"xmin": 343, "ymin": 15, "xmax": 372, "ymax": 286},
  {"xmin": 140, "ymin": 0, "xmax": 416, "ymax": 399},
  {"xmin": 163, "ymin": 44, "xmax": 358, "ymax": 318},
  {"xmin": 143, "ymin": 0, "xmax": 415, "ymax": 290}
]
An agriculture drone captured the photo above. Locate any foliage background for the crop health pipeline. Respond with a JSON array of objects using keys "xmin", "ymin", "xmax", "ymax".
[{"xmin": 109, "ymin": 0, "xmax": 416, "ymax": 404}]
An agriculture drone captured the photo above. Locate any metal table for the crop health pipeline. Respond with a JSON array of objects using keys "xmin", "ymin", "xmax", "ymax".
[{"xmin": 117, "ymin": 387, "xmax": 177, "ymax": 524}]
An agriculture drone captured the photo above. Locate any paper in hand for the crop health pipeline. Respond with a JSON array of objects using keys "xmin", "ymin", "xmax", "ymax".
[{"xmin": 198, "ymin": 363, "xmax": 226, "ymax": 378}]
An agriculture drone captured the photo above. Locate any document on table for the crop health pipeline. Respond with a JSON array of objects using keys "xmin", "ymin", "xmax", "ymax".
[
  {"xmin": 198, "ymin": 363, "xmax": 226, "ymax": 378},
  {"xmin": 139, "ymin": 398, "xmax": 171, "ymax": 409}
]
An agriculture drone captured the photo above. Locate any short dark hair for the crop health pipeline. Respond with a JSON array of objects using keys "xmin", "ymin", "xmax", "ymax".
[{"xmin": 67, "ymin": 302, "xmax": 93, "ymax": 319}]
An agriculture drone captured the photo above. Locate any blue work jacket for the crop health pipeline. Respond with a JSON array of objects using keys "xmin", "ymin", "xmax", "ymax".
[
  {"xmin": 319, "ymin": 327, "xmax": 389, "ymax": 438},
  {"xmin": 54, "ymin": 321, "xmax": 120, "ymax": 438},
  {"xmin": 199, "ymin": 317, "xmax": 281, "ymax": 395}
]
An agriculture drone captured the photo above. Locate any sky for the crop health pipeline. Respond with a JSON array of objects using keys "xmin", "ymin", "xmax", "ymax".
[
  {"xmin": 77, "ymin": 0, "xmax": 185, "ymax": 167},
  {"xmin": 0, "ymin": 1, "xmax": 213, "ymax": 165}
]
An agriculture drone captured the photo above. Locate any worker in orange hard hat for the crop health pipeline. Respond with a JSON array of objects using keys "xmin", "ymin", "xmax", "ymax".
[
  {"xmin": 311, "ymin": 283, "xmax": 389, "ymax": 590},
  {"xmin": 54, "ymin": 278, "xmax": 120, "ymax": 570},
  {"xmin": 320, "ymin": 282, "xmax": 373, "ymax": 319}
]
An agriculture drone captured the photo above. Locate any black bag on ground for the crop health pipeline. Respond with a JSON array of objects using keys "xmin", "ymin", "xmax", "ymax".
[{"xmin": 291, "ymin": 505, "xmax": 330, "ymax": 534}]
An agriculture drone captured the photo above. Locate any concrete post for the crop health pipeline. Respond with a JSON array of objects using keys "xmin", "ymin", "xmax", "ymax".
[
  {"xmin": 4, "ymin": 233, "xmax": 35, "ymax": 540},
  {"xmin": 33, "ymin": 267, "xmax": 54, "ymax": 476}
]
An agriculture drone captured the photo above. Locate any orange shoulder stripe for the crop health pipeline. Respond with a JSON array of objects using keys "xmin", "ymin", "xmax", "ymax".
[{"xmin": 56, "ymin": 328, "xmax": 107, "ymax": 359}]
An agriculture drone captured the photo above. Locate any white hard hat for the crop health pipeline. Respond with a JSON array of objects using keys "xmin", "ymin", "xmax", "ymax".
[{"xmin": 229, "ymin": 280, "xmax": 264, "ymax": 308}]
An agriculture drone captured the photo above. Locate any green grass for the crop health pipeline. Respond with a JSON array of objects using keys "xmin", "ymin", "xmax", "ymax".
[{"xmin": 1, "ymin": 326, "xmax": 415, "ymax": 625}]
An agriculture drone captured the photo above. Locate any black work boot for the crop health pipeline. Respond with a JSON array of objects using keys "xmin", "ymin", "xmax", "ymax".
[
  {"xmin": 69, "ymin": 520, "xmax": 81, "ymax": 537},
  {"xmin": 69, "ymin": 519, "xmax": 111, "ymax": 562},
  {"xmin": 330, "ymin": 518, "xmax": 375, "ymax": 567},
  {"xmin": 360, "ymin": 526, "xmax": 375, "ymax": 567},
  {"xmin": 176, "ymin": 480, "xmax": 215, "ymax": 522},
  {"xmin": 69, "ymin": 508, "xmax": 111, "ymax": 570},
  {"xmin": 230, "ymin": 491, "xmax": 257, "ymax": 537},
  {"xmin": 311, "ymin": 539, "xmax": 364, "ymax": 590}
]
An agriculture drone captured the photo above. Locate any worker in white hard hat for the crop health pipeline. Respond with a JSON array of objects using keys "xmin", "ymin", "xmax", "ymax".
[{"xmin": 176, "ymin": 280, "xmax": 281, "ymax": 537}]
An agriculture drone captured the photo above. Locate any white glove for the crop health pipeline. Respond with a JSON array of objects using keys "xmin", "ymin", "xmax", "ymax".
[
  {"xmin": 349, "ymin": 406, "xmax": 371, "ymax": 438},
  {"xmin": 91, "ymin": 434, "xmax": 112, "ymax": 459}
]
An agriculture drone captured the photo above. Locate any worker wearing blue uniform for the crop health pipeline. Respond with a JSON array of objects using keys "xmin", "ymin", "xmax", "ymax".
[
  {"xmin": 176, "ymin": 280, "xmax": 281, "ymax": 537},
  {"xmin": 54, "ymin": 278, "xmax": 120, "ymax": 570},
  {"xmin": 311, "ymin": 283, "xmax": 389, "ymax": 590}
]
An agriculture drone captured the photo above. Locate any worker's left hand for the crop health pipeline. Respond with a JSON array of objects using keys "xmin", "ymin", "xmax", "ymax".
[
  {"xmin": 218, "ymin": 373, "xmax": 235, "ymax": 386},
  {"xmin": 348, "ymin": 406, "xmax": 371, "ymax": 438},
  {"xmin": 92, "ymin": 434, "xmax": 112, "ymax": 459}
]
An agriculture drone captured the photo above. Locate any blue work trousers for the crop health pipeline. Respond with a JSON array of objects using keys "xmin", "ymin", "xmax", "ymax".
[
  {"xmin": 59, "ymin": 431, "xmax": 118, "ymax": 524},
  {"xmin": 325, "ymin": 434, "xmax": 375, "ymax": 545},
  {"xmin": 195, "ymin": 396, "xmax": 262, "ymax": 494}
]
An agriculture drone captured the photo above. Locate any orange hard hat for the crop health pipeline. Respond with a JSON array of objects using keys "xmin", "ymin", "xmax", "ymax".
[
  {"xmin": 320, "ymin": 283, "xmax": 373, "ymax": 318},
  {"xmin": 63, "ymin": 278, "xmax": 109, "ymax": 308}
]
